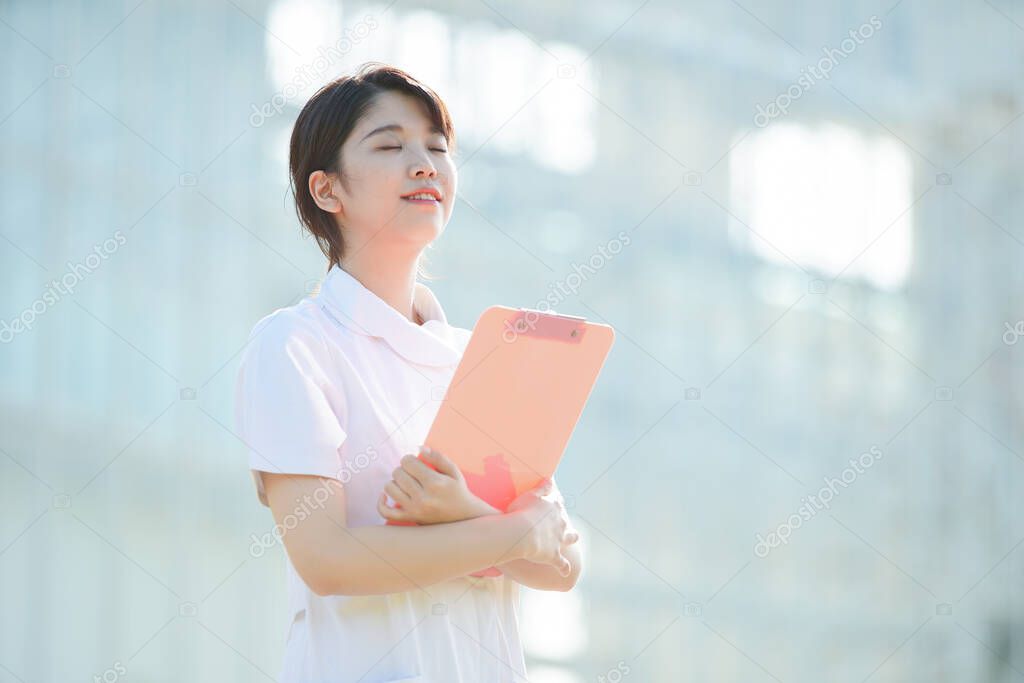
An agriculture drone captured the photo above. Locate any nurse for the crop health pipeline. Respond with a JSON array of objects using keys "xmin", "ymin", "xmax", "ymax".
[{"xmin": 234, "ymin": 63, "xmax": 582, "ymax": 682}]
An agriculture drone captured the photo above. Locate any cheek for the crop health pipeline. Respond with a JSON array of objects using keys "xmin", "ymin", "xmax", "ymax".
[
  {"xmin": 443, "ymin": 162, "xmax": 457, "ymax": 202},
  {"xmin": 347, "ymin": 174, "xmax": 399, "ymax": 214},
  {"xmin": 443, "ymin": 157, "xmax": 457, "ymax": 183}
]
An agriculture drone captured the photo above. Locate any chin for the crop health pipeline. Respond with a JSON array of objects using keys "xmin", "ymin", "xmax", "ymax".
[
  {"xmin": 389, "ymin": 222, "xmax": 443, "ymax": 251},
  {"xmin": 405, "ymin": 219, "xmax": 445, "ymax": 241}
]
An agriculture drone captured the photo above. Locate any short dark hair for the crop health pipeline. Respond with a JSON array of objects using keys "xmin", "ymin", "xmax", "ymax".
[{"xmin": 288, "ymin": 62, "xmax": 456, "ymax": 269}]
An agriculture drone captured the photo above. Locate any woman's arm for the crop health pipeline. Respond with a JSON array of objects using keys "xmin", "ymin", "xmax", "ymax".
[
  {"xmin": 496, "ymin": 538, "xmax": 583, "ymax": 591},
  {"xmin": 262, "ymin": 471, "xmax": 569, "ymax": 596},
  {"xmin": 377, "ymin": 447, "xmax": 584, "ymax": 591},
  {"xmin": 469, "ymin": 500, "xmax": 583, "ymax": 591}
]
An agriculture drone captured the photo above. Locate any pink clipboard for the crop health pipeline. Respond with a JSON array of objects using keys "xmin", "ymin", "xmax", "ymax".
[{"xmin": 385, "ymin": 306, "xmax": 615, "ymax": 577}]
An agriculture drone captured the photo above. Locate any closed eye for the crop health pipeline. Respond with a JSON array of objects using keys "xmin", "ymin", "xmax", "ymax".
[{"xmin": 378, "ymin": 146, "xmax": 449, "ymax": 153}]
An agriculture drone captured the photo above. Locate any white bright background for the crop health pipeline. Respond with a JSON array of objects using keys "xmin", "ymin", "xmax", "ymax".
[{"xmin": 1, "ymin": 1, "xmax": 1022, "ymax": 681}]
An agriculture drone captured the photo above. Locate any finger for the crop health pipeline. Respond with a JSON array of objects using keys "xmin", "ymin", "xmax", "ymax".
[
  {"xmin": 398, "ymin": 455, "xmax": 428, "ymax": 487},
  {"xmin": 377, "ymin": 492, "xmax": 407, "ymax": 521},
  {"xmin": 404, "ymin": 453, "xmax": 447, "ymax": 485},
  {"xmin": 507, "ymin": 481, "xmax": 548, "ymax": 512},
  {"xmin": 384, "ymin": 481, "xmax": 412, "ymax": 507},
  {"xmin": 393, "ymin": 468, "xmax": 423, "ymax": 496},
  {"xmin": 419, "ymin": 447, "xmax": 461, "ymax": 479},
  {"xmin": 556, "ymin": 553, "xmax": 571, "ymax": 577},
  {"xmin": 563, "ymin": 530, "xmax": 580, "ymax": 545}
]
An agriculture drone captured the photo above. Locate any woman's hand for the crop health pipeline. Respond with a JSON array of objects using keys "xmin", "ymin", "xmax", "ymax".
[
  {"xmin": 377, "ymin": 447, "xmax": 497, "ymax": 525},
  {"xmin": 506, "ymin": 479, "xmax": 580, "ymax": 577}
]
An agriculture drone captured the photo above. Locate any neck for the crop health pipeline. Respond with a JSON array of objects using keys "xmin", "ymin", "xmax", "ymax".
[{"xmin": 338, "ymin": 248, "xmax": 422, "ymax": 325}]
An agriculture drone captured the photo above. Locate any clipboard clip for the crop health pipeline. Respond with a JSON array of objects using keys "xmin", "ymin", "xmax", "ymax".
[{"xmin": 504, "ymin": 308, "xmax": 588, "ymax": 344}]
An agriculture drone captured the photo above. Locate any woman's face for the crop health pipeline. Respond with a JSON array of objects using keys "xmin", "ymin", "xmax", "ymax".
[{"xmin": 332, "ymin": 90, "xmax": 456, "ymax": 252}]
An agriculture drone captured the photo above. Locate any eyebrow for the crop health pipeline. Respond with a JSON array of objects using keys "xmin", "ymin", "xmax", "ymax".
[{"xmin": 361, "ymin": 123, "xmax": 445, "ymax": 143}]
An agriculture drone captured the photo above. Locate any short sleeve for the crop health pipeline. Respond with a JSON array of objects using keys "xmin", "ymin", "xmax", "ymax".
[{"xmin": 234, "ymin": 313, "xmax": 348, "ymax": 506}]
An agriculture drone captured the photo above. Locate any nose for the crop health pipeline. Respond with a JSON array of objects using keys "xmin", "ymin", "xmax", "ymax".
[{"xmin": 410, "ymin": 150, "xmax": 437, "ymax": 179}]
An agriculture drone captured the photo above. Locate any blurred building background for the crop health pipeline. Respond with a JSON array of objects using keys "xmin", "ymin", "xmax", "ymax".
[{"xmin": 1, "ymin": 0, "xmax": 1022, "ymax": 681}]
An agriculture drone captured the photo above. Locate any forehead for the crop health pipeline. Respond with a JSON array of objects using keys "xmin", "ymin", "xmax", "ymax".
[{"xmin": 358, "ymin": 91, "xmax": 441, "ymax": 135}]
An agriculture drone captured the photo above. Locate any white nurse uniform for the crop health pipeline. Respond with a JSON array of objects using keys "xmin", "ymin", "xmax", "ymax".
[{"xmin": 234, "ymin": 264, "xmax": 530, "ymax": 683}]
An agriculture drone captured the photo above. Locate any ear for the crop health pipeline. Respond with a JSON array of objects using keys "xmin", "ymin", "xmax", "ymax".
[{"xmin": 308, "ymin": 170, "xmax": 343, "ymax": 214}]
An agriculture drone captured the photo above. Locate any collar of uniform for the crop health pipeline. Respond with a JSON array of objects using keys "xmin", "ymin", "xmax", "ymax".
[{"xmin": 317, "ymin": 264, "xmax": 462, "ymax": 368}]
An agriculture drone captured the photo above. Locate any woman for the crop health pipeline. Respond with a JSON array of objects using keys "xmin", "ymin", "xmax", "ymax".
[{"xmin": 234, "ymin": 62, "xmax": 582, "ymax": 682}]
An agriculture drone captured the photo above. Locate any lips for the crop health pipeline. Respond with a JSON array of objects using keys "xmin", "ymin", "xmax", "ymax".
[{"xmin": 401, "ymin": 187, "xmax": 442, "ymax": 201}]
